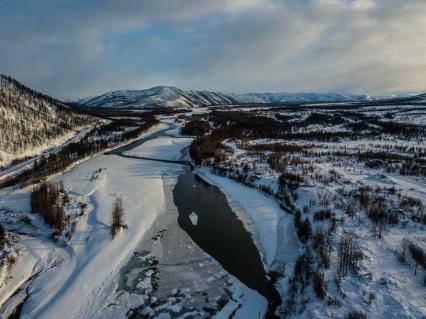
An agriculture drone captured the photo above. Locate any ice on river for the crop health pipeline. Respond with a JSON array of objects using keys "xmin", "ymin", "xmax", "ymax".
[
  {"xmin": 123, "ymin": 136, "xmax": 192, "ymax": 161},
  {"xmin": 189, "ymin": 211, "xmax": 198, "ymax": 225}
]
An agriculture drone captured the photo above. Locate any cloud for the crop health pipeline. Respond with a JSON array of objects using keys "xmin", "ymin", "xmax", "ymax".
[
  {"xmin": 0, "ymin": 0, "xmax": 425, "ymax": 98},
  {"xmin": 178, "ymin": 0, "xmax": 426, "ymax": 94}
]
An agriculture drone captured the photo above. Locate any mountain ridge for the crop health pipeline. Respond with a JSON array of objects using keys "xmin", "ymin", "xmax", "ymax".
[{"xmin": 70, "ymin": 86, "xmax": 372, "ymax": 108}]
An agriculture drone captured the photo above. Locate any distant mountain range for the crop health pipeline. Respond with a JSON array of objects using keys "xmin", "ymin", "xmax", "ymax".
[{"xmin": 69, "ymin": 86, "xmax": 374, "ymax": 108}]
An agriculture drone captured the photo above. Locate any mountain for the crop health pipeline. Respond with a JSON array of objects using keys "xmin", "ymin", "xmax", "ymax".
[
  {"xmin": 71, "ymin": 86, "xmax": 239, "ymax": 108},
  {"xmin": 0, "ymin": 74, "xmax": 97, "ymax": 167},
  {"xmin": 70, "ymin": 86, "xmax": 369, "ymax": 108},
  {"xmin": 412, "ymin": 93, "xmax": 426, "ymax": 102},
  {"xmin": 242, "ymin": 92, "xmax": 368, "ymax": 104}
]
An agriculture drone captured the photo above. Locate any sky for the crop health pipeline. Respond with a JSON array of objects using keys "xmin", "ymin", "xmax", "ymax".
[{"xmin": 0, "ymin": 0, "xmax": 425, "ymax": 99}]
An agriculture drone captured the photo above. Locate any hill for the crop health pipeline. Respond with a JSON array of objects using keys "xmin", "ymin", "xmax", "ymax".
[{"xmin": 0, "ymin": 75, "xmax": 97, "ymax": 167}]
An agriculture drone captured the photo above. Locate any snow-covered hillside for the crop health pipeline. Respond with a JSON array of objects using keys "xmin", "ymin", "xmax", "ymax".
[
  {"xmin": 71, "ymin": 86, "xmax": 371, "ymax": 109},
  {"xmin": 72, "ymin": 86, "xmax": 239, "ymax": 108},
  {"xmin": 0, "ymin": 75, "xmax": 97, "ymax": 167}
]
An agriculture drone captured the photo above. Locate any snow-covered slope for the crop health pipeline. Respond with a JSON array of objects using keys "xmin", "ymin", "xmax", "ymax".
[
  {"xmin": 243, "ymin": 92, "xmax": 368, "ymax": 104},
  {"xmin": 0, "ymin": 75, "xmax": 97, "ymax": 167},
  {"xmin": 72, "ymin": 86, "xmax": 370, "ymax": 108},
  {"xmin": 73, "ymin": 86, "xmax": 239, "ymax": 108}
]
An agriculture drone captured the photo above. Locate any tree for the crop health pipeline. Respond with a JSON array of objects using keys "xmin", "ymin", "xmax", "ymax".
[
  {"xmin": 313, "ymin": 271, "xmax": 326, "ymax": 299},
  {"xmin": 54, "ymin": 205, "xmax": 65, "ymax": 232},
  {"xmin": 346, "ymin": 198, "xmax": 357, "ymax": 219},
  {"xmin": 303, "ymin": 247, "xmax": 314, "ymax": 281},
  {"xmin": 346, "ymin": 311, "xmax": 366, "ymax": 319},
  {"xmin": 59, "ymin": 180, "xmax": 65, "ymax": 193},
  {"xmin": 294, "ymin": 209, "xmax": 301, "ymax": 228},
  {"xmin": 399, "ymin": 237, "xmax": 410, "ymax": 263},
  {"xmin": 63, "ymin": 191, "xmax": 70, "ymax": 205},
  {"xmin": 30, "ymin": 181, "xmax": 65, "ymax": 232},
  {"xmin": 0, "ymin": 223, "xmax": 5, "ymax": 249},
  {"xmin": 313, "ymin": 228, "xmax": 332, "ymax": 268},
  {"xmin": 297, "ymin": 218, "xmax": 312, "ymax": 243},
  {"xmin": 337, "ymin": 233, "xmax": 362, "ymax": 278},
  {"xmin": 359, "ymin": 186, "xmax": 370, "ymax": 208},
  {"xmin": 111, "ymin": 197, "xmax": 124, "ymax": 238},
  {"xmin": 408, "ymin": 241, "xmax": 425, "ymax": 276}
]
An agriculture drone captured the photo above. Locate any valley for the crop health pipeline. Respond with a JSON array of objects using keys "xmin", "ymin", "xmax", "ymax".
[
  {"xmin": 1, "ymin": 1, "xmax": 425, "ymax": 318},
  {"xmin": 0, "ymin": 79, "xmax": 425, "ymax": 319}
]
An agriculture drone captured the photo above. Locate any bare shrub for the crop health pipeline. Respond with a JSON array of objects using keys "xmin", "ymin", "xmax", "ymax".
[{"xmin": 111, "ymin": 197, "xmax": 125, "ymax": 238}]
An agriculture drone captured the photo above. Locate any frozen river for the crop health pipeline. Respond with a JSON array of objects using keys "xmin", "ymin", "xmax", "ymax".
[
  {"xmin": 0, "ymin": 118, "xmax": 281, "ymax": 318},
  {"xmin": 114, "ymin": 119, "xmax": 280, "ymax": 317}
]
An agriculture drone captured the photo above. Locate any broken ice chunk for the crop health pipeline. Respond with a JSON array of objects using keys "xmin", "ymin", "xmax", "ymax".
[{"xmin": 189, "ymin": 212, "xmax": 198, "ymax": 225}]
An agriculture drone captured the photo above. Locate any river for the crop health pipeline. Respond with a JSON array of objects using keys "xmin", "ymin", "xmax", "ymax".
[{"xmin": 115, "ymin": 121, "xmax": 280, "ymax": 317}]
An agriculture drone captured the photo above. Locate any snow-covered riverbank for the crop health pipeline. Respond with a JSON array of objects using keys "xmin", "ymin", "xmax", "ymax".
[
  {"xmin": 123, "ymin": 136, "xmax": 193, "ymax": 161},
  {"xmin": 196, "ymin": 168, "xmax": 299, "ymax": 296}
]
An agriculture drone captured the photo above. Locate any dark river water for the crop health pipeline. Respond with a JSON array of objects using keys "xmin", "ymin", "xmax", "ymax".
[{"xmin": 172, "ymin": 168, "xmax": 280, "ymax": 317}]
